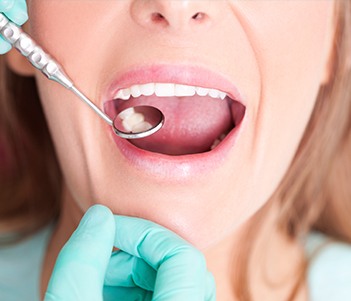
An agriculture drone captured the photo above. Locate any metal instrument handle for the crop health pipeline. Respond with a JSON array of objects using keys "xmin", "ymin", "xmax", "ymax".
[
  {"xmin": 0, "ymin": 13, "xmax": 113, "ymax": 126},
  {"xmin": 0, "ymin": 13, "xmax": 73, "ymax": 88}
]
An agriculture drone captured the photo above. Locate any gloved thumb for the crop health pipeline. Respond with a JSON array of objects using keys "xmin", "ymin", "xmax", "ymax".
[{"xmin": 44, "ymin": 205, "xmax": 115, "ymax": 301}]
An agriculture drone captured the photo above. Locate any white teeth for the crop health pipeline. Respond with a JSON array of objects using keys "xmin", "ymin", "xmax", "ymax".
[
  {"xmin": 219, "ymin": 91, "xmax": 227, "ymax": 100},
  {"xmin": 131, "ymin": 85, "xmax": 142, "ymax": 98},
  {"xmin": 175, "ymin": 84, "xmax": 196, "ymax": 97},
  {"xmin": 155, "ymin": 83, "xmax": 175, "ymax": 97},
  {"xmin": 209, "ymin": 89, "xmax": 220, "ymax": 99},
  {"xmin": 140, "ymin": 83, "xmax": 155, "ymax": 96},
  {"xmin": 196, "ymin": 87, "xmax": 210, "ymax": 96},
  {"xmin": 132, "ymin": 121, "xmax": 153, "ymax": 133},
  {"xmin": 114, "ymin": 83, "xmax": 227, "ymax": 101},
  {"xmin": 116, "ymin": 88, "xmax": 131, "ymax": 100},
  {"xmin": 117, "ymin": 108, "xmax": 152, "ymax": 133},
  {"xmin": 117, "ymin": 107, "xmax": 134, "ymax": 120},
  {"xmin": 210, "ymin": 133, "xmax": 227, "ymax": 150}
]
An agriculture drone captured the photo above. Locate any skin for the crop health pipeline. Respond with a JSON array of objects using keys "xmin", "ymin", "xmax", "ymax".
[{"xmin": 8, "ymin": 0, "xmax": 335, "ymax": 300}]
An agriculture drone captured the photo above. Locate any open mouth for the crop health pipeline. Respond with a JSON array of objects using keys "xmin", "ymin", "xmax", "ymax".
[{"xmin": 104, "ymin": 82, "xmax": 246, "ymax": 156}]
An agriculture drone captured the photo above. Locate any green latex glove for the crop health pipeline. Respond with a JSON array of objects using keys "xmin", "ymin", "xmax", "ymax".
[
  {"xmin": 0, "ymin": 0, "xmax": 28, "ymax": 54},
  {"xmin": 44, "ymin": 205, "xmax": 216, "ymax": 301}
]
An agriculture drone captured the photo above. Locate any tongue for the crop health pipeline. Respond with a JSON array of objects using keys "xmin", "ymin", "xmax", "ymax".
[{"xmin": 107, "ymin": 95, "xmax": 233, "ymax": 155}]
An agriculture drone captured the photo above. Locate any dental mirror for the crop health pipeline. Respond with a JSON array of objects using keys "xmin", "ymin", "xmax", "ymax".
[
  {"xmin": 0, "ymin": 13, "xmax": 164, "ymax": 139},
  {"xmin": 113, "ymin": 105, "xmax": 164, "ymax": 139}
]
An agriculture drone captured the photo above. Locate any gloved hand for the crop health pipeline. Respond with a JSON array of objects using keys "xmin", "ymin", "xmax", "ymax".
[
  {"xmin": 44, "ymin": 205, "xmax": 216, "ymax": 301},
  {"xmin": 0, "ymin": 0, "xmax": 28, "ymax": 54}
]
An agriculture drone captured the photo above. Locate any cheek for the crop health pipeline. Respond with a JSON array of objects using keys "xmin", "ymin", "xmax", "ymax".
[
  {"xmin": 242, "ymin": 1, "xmax": 334, "ymax": 202},
  {"xmin": 33, "ymin": 77, "xmax": 94, "ymax": 205}
]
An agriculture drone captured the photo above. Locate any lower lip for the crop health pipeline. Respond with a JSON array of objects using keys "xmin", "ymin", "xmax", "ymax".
[{"xmin": 108, "ymin": 117, "xmax": 246, "ymax": 182}]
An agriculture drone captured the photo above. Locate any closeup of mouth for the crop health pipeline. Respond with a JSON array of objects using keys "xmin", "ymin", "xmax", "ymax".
[{"xmin": 103, "ymin": 66, "xmax": 246, "ymax": 157}]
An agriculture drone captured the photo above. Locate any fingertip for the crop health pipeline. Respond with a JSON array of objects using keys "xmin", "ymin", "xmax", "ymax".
[
  {"xmin": 9, "ymin": 9, "xmax": 28, "ymax": 26},
  {"xmin": 75, "ymin": 204, "xmax": 115, "ymax": 245},
  {"xmin": 1, "ymin": 0, "xmax": 28, "ymax": 26},
  {"xmin": 56, "ymin": 205, "xmax": 115, "ymax": 274},
  {"xmin": 0, "ymin": 40, "xmax": 11, "ymax": 54},
  {"xmin": 0, "ymin": 0, "xmax": 15, "ymax": 12},
  {"xmin": 87, "ymin": 204, "xmax": 113, "ymax": 216},
  {"xmin": 83, "ymin": 204, "xmax": 114, "ymax": 226}
]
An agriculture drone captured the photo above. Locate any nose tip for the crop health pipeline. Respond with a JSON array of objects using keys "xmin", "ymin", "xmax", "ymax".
[{"xmin": 131, "ymin": 0, "xmax": 211, "ymax": 32}]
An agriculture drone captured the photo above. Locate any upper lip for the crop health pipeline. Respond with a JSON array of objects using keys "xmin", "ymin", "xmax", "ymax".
[{"xmin": 102, "ymin": 64, "xmax": 244, "ymax": 105}]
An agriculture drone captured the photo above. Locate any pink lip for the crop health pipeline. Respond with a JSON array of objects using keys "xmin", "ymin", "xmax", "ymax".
[{"xmin": 103, "ymin": 64, "xmax": 247, "ymax": 182}]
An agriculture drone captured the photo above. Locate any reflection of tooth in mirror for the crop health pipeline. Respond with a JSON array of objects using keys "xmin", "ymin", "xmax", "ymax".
[
  {"xmin": 124, "ymin": 114, "xmax": 142, "ymax": 132},
  {"xmin": 113, "ymin": 106, "xmax": 164, "ymax": 139},
  {"xmin": 131, "ymin": 121, "xmax": 153, "ymax": 133},
  {"xmin": 117, "ymin": 107, "xmax": 135, "ymax": 120},
  {"xmin": 118, "ymin": 109, "xmax": 146, "ymax": 133}
]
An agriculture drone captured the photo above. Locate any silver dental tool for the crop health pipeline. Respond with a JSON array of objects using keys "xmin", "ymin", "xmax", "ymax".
[{"xmin": 0, "ymin": 13, "xmax": 164, "ymax": 139}]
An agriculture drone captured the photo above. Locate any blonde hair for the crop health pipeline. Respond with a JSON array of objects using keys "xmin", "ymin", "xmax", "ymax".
[{"xmin": 0, "ymin": 0, "xmax": 350, "ymax": 299}]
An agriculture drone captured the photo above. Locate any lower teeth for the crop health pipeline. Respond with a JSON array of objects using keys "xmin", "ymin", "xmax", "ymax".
[{"xmin": 210, "ymin": 133, "xmax": 227, "ymax": 150}]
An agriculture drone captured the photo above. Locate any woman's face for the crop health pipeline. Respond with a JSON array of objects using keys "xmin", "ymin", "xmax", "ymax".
[{"xmin": 26, "ymin": 0, "xmax": 334, "ymax": 249}]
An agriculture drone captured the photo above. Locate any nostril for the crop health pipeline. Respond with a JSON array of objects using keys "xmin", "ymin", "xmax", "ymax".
[
  {"xmin": 151, "ymin": 11, "xmax": 207, "ymax": 25},
  {"xmin": 151, "ymin": 12, "xmax": 167, "ymax": 24},
  {"xmin": 192, "ymin": 12, "xmax": 206, "ymax": 20}
]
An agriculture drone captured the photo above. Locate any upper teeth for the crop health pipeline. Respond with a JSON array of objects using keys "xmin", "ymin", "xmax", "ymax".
[{"xmin": 114, "ymin": 83, "xmax": 227, "ymax": 100}]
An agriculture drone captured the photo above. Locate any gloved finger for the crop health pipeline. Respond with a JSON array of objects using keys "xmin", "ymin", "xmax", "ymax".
[
  {"xmin": 0, "ymin": 36, "xmax": 11, "ymax": 54},
  {"xmin": 0, "ymin": 0, "xmax": 15, "ymax": 12},
  {"xmin": 205, "ymin": 272, "xmax": 216, "ymax": 301},
  {"xmin": 44, "ymin": 205, "xmax": 115, "ymax": 301},
  {"xmin": 105, "ymin": 250, "xmax": 156, "ymax": 291},
  {"xmin": 0, "ymin": 0, "xmax": 28, "ymax": 54},
  {"xmin": 1, "ymin": 0, "xmax": 28, "ymax": 25},
  {"xmin": 114, "ymin": 216, "xmax": 210, "ymax": 301},
  {"xmin": 103, "ymin": 285, "xmax": 153, "ymax": 301}
]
